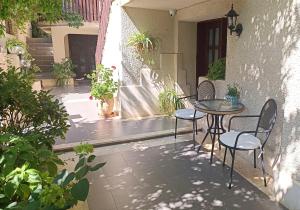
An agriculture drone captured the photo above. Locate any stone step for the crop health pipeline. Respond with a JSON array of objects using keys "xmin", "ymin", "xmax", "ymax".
[
  {"xmin": 27, "ymin": 42, "xmax": 53, "ymax": 47},
  {"xmin": 38, "ymin": 64, "xmax": 53, "ymax": 71},
  {"xmin": 33, "ymin": 59, "xmax": 54, "ymax": 66},
  {"xmin": 27, "ymin": 37, "xmax": 52, "ymax": 43},
  {"xmin": 28, "ymin": 46, "xmax": 53, "ymax": 51},
  {"xmin": 29, "ymin": 49, "xmax": 53, "ymax": 56}
]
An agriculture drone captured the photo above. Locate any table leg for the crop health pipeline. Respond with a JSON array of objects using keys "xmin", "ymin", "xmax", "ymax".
[
  {"xmin": 210, "ymin": 114, "xmax": 218, "ymax": 163},
  {"xmin": 197, "ymin": 114, "xmax": 213, "ymax": 153}
]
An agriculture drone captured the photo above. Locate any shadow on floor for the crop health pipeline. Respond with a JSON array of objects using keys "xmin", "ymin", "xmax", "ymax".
[{"xmin": 86, "ymin": 140, "xmax": 286, "ymax": 210}]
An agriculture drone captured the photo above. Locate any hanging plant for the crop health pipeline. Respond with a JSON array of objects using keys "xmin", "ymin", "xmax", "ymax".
[{"xmin": 128, "ymin": 32, "xmax": 158, "ymax": 65}]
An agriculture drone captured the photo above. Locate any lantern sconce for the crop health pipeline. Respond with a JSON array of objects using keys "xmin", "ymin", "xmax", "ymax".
[{"xmin": 225, "ymin": 4, "xmax": 243, "ymax": 36}]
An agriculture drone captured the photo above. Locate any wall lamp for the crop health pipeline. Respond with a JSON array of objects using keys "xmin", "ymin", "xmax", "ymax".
[{"xmin": 225, "ymin": 4, "xmax": 243, "ymax": 36}]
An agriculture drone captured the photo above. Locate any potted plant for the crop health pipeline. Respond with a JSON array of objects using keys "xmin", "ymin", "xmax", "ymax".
[
  {"xmin": 5, "ymin": 38, "xmax": 26, "ymax": 54},
  {"xmin": 207, "ymin": 58, "xmax": 225, "ymax": 81},
  {"xmin": 225, "ymin": 83, "xmax": 240, "ymax": 107},
  {"xmin": 158, "ymin": 88, "xmax": 184, "ymax": 116},
  {"xmin": 52, "ymin": 58, "xmax": 76, "ymax": 86},
  {"xmin": 87, "ymin": 64, "xmax": 118, "ymax": 118},
  {"xmin": 128, "ymin": 32, "xmax": 158, "ymax": 65}
]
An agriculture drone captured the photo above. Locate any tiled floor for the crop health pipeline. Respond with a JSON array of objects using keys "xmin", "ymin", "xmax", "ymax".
[
  {"xmin": 83, "ymin": 136, "xmax": 286, "ymax": 210},
  {"xmin": 50, "ymin": 85, "xmax": 190, "ymax": 145}
]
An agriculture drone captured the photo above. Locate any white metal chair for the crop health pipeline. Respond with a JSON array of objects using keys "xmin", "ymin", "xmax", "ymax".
[
  {"xmin": 174, "ymin": 80, "xmax": 215, "ymax": 148},
  {"xmin": 219, "ymin": 99, "xmax": 277, "ymax": 188}
]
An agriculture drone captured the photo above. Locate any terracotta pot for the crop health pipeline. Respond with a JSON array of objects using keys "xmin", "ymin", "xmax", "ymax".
[{"xmin": 98, "ymin": 98, "xmax": 114, "ymax": 118}]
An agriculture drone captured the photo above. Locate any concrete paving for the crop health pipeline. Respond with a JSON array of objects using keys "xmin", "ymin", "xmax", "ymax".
[
  {"xmin": 50, "ymin": 85, "xmax": 190, "ymax": 146},
  {"xmin": 60, "ymin": 135, "xmax": 286, "ymax": 210}
]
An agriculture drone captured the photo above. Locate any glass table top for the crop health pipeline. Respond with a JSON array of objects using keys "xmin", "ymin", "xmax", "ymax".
[{"xmin": 194, "ymin": 99, "xmax": 245, "ymax": 115}]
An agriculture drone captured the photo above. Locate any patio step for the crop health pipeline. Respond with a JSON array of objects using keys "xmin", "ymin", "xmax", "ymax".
[
  {"xmin": 53, "ymin": 126, "xmax": 197, "ymax": 152},
  {"xmin": 27, "ymin": 38, "xmax": 54, "ymax": 73}
]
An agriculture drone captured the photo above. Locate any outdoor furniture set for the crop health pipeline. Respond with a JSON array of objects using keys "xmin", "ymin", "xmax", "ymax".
[{"xmin": 174, "ymin": 80, "xmax": 277, "ymax": 189}]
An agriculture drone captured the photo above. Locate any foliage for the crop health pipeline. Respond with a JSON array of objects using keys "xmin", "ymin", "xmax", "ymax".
[
  {"xmin": 159, "ymin": 88, "xmax": 184, "ymax": 116},
  {"xmin": 87, "ymin": 64, "xmax": 118, "ymax": 102},
  {"xmin": 52, "ymin": 58, "xmax": 76, "ymax": 86},
  {"xmin": 5, "ymin": 38, "xmax": 26, "ymax": 53},
  {"xmin": 31, "ymin": 21, "xmax": 49, "ymax": 38},
  {"xmin": 0, "ymin": 0, "xmax": 83, "ymax": 36},
  {"xmin": 0, "ymin": 67, "xmax": 69, "ymax": 148},
  {"xmin": 74, "ymin": 143, "xmax": 94, "ymax": 155},
  {"xmin": 128, "ymin": 32, "xmax": 158, "ymax": 65},
  {"xmin": 62, "ymin": 13, "xmax": 84, "ymax": 28},
  {"xmin": 0, "ymin": 134, "xmax": 105, "ymax": 210},
  {"xmin": 226, "ymin": 83, "xmax": 240, "ymax": 97},
  {"xmin": 207, "ymin": 58, "xmax": 226, "ymax": 80}
]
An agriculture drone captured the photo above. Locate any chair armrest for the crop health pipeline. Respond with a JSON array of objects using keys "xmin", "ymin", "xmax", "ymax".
[
  {"xmin": 177, "ymin": 95, "xmax": 197, "ymax": 101},
  {"xmin": 176, "ymin": 95, "xmax": 197, "ymax": 109},
  {"xmin": 229, "ymin": 115, "xmax": 260, "ymax": 131}
]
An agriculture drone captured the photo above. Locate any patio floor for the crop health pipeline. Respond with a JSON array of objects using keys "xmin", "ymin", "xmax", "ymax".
[
  {"xmin": 61, "ymin": 135, "xmax": 286, "ymax": 210},
  {"xmin": 50, "ymin": 85, "xmax": 190, "ymax": 147}
]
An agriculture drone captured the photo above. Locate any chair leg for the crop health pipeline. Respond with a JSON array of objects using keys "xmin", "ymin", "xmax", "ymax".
[
  {"xmin": 223, "ymin": 147, "xmax": 227, "ymax": 166},
  {"xmin": 261, "ymin": 152, "xmax": 267, "ymax": 187},
  {"xmin": 197, "ymin": 131, "xmax": 209, "ymax": 153},
  {"xmin": 192, "ymin": 120, "xmax": 196, "ymax": 149},
  {"xmin": 175, "ymin": 118, "xmax": 178, "ymax": 139},
  {"xmin": 196, "ymin": 120, "xmax": 198, "ymax": 135},
  {"xmin": 253, "ymin": 149, "xmax": 256, "ymax": 168},
  {"xmin": 229, "ymin": 149, "xmax": 236, "ymax": 189}
]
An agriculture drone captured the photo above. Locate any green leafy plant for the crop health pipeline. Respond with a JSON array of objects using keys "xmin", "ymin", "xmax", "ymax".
[
  {"xmin": 0, "ymin": 134, "xmax": 104, "ymax": 210},
  {"xmin": 0, "ymin": 0, "xmax": 84, "ymax": 36},
  {"xmin": 0, "ymin": 66, "xmax": 69, "ymax": 148},
  {"xmin": 207, "ymin": 58, "xmax": 226, "ymax": 80},
  {"xmin": 128, "ymin": 32, "xmax": 158, "ymax": 65},
  {"xmin": 5, "ymin": 38, "xmax": 26, "ymax": 54},
  {"xmin": 52, "ymin": 58, "xmax": 76, "ymax": 86},
  {"xmin": 226, "ymin": 83, "xmax": 240, "ymax": 97},
  {"xmin": 159, "ymin": 88, "xmax": 184, "ymax": 116},
  {"xmin": 87, "ymin": 64, "xmax": 118, "ymax": 102}
]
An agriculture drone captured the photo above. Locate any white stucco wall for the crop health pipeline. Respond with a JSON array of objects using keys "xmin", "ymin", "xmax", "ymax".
[{"xmin": 225, "ymin": 0, "xmax": 300, "ymax": 208}]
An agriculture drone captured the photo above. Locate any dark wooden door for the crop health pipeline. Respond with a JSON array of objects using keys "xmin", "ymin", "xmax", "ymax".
[
  {"xmin": 196, "ymin": 18, "xmax": 227, "ymax": 80},
  {"xmin": 68, "ymin": 34, "xmax": 97, "ymax": 79}
]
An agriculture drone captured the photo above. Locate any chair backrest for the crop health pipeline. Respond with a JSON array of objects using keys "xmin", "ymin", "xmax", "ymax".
[
  {"xmin": 256, "ymin": 99, "xmax": 277, "ymax": 147},
  {"xmin": 197, "ymin": 80, "xmax": 215, "ymax": 100}
]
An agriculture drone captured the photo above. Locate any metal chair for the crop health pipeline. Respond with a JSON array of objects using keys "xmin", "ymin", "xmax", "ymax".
[
  {"xmin": 174, "ymin": 80, "xmax": 215, "ymax": 148},
  {"xmin": 219, "ymin": 99, "xmax": 277, "ymax": 189}
]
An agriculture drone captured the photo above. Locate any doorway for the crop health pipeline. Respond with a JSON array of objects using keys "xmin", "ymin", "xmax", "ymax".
[
  {"xmin": 68, "ymin": 34, "xmax": 97, "ymax": 79},
  {"xmin": 196, "ymin": 18, "xmax": 227, "ymax": 80}
]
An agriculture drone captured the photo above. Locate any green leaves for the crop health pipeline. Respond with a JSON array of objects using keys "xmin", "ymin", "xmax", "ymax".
[
  {"xmin": 159, "ymin": 88, "xmax": 184, "ymax": 116},
  {"xmin": 52, "ymin": 58, "xmax": 76, "ymax": 87},
  {"xmin": 207, "ymin": 58, "xmax": 226, "ymax": 81},
  {"xmin": 87, "ymin": 65, "xmax": 118, "ymax": 101},
  {"xmin": 71, "ymin": 179, "xmax": 89, "ymax": 201}
]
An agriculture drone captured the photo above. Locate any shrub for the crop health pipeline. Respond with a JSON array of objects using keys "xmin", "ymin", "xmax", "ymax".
[
  {"xmin": 0, "ymin": 66, "xmax": 69, "ymax": 148},
  {"xmin": 207, "ymin": 58, "xmax": 226, "ymax": 80},
  {"xmin": 159, "ymin": 88, "xmax": 184, "ymax": 116},
  {"xmin": 87, "ymin": 64, "xmax": 118, "ymax": 102},
  {"xmin": 52, "ymin": 58, "xmax": 76, "ymax": 86},
  {"xmin": 0, "ymin": 134, "xmax": 104, "ymax": 210}
]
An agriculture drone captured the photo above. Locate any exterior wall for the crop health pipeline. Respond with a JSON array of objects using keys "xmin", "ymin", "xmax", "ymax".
[
  {"xmin": 225, "ymin": 0, "xmax": 300, "ymax": 208},
  {"xmin": 177, "ymin": 21, "xmax": 197, "ymax": 95},
  {"xmin": 102, "ymin": 0, "xmax": 182, "ymax": 118},
  {"xmin": 51, "ymin": 22, "xmax": 98, "ymax": 62}
]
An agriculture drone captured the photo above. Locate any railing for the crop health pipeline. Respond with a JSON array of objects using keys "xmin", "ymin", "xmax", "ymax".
[{"xmin": 63, "ymin": 0, "xmax": 101, "ymax": 22}]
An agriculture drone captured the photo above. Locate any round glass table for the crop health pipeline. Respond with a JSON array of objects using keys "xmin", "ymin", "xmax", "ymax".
[{"xmin": 194, "ymin": 99, "xmax": 245, "ymax": 163}]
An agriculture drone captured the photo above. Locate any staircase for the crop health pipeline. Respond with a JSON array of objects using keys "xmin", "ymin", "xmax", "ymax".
[{"xmin": 27, "ymin": 38, "xmax": 54, "ymax": 79}]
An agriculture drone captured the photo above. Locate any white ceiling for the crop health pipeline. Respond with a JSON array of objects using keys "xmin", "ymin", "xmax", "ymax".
[{"xmin": 125, "ymin": 0, "xmax": 211, "ymax": 11}]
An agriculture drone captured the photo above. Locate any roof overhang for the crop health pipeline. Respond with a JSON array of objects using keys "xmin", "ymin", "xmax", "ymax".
[{"xmin": 123, "ymin": 0, "xmax": 212, "ymax": 11}]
